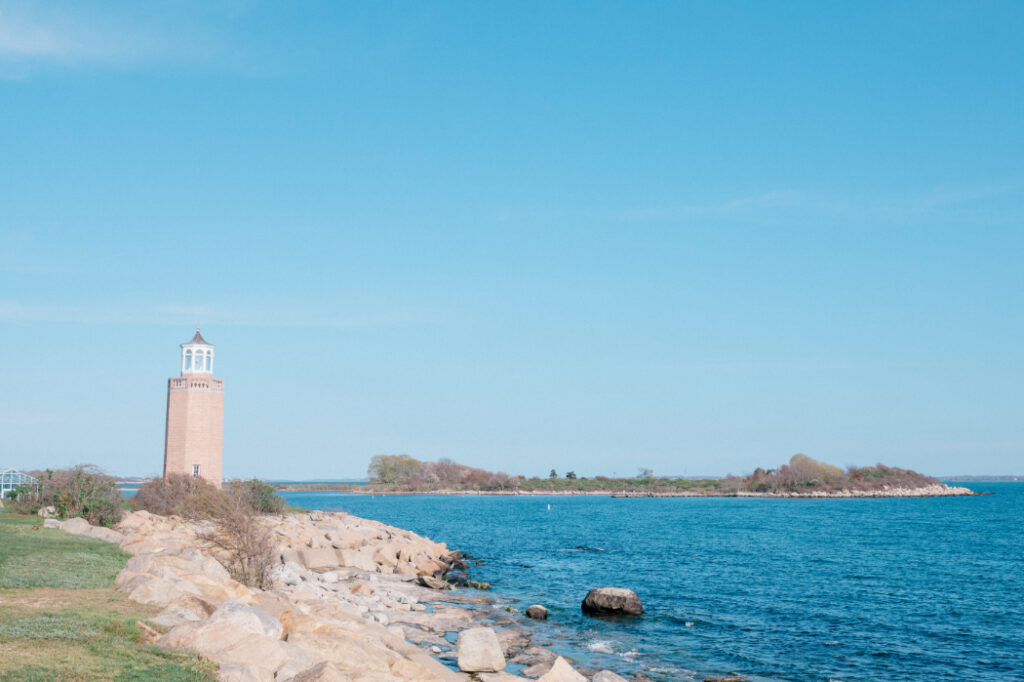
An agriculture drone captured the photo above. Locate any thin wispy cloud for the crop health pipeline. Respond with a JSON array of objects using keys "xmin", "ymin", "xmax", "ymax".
[
  {"xmin": 596, "ymin": 181, "xmax": 1023, "ymax": 226},
  {"xmin": 0, "ymin": 1, "xmax": 232, "ymax": 78},
  {"xmin": 0, "ymin": 299, "xmax": 427, "ymax": 329}
]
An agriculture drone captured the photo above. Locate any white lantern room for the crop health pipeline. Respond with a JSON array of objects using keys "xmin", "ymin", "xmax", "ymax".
[{"xmin": 181, "ymin": 328, "xmax": 214, "ymax": 375}]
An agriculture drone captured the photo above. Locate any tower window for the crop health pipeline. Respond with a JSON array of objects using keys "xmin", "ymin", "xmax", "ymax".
[
  {"xmin": 192, "ymin": 464, "xmax": 201, "ymax": 478},
  {"xmin": 205, "ymin": 353, "xmax": 211, "ymax": 371},
  {"xmin": 184, "ymin": 350, "xmax": 192, "ymax": 370}
]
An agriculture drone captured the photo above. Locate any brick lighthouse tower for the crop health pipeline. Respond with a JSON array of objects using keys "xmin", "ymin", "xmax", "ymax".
[{"xmin": 163, "ymin": 328, "xmax": 224, "ymax": 488}]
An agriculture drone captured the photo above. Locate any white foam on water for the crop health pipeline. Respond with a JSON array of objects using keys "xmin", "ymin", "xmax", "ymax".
[{"xmin": 586, "ymin": 640, "xmax": 616, "ymax": 654}]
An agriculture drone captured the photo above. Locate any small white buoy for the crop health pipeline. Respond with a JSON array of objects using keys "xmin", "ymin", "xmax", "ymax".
[{"xmin": 547, "ymin": 503, "xmax": 551, "ymax": 511}]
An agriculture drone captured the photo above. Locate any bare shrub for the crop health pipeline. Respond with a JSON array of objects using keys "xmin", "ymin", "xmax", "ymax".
[
  {"xmin": 131, "ymin": 474, "xmax": 220, "ymax": 517},
  {"xmin": 196, "ymin": 491, "xmax": 277, "ymax": 589},
  {"xmin": 132, "ymin": 475, "xmax": 277, "ymax": 588}
]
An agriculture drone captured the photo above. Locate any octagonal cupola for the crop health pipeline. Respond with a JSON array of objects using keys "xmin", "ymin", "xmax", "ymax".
[{"xmin": 181, "ymin": 327, "xmax": 214, "ymax": 375}]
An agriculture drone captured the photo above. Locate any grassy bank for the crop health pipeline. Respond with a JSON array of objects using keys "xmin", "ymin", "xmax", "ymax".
[{"xmin": 0, "ymin": 507, "xmax": 215, "ymax": 681}]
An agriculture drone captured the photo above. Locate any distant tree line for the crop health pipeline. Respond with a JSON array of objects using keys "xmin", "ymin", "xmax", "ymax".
[{"xmin": 365, "ymin": 453, "xmax": 939, "ymax": 494}]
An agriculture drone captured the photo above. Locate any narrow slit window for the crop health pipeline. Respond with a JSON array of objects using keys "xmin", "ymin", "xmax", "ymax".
[{"xmin": 192, "ymin": 464, "xmax": 200, "ymax": 478}]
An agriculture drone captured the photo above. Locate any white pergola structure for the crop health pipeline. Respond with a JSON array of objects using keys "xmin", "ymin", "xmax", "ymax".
[{"xmin": 0, "ymin": 468, "xmax": 37, "ymax": 498}]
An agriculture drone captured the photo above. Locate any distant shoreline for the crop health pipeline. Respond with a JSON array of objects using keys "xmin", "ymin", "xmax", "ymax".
[{"xmin": 275, "ymin": 482, "xmax": 978, "ymax": 498}]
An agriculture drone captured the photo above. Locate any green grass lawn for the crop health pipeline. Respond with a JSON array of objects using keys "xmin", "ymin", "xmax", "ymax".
[{"xmin": 0, "ymin": 507, "xmax": 216, "ymax": 681}]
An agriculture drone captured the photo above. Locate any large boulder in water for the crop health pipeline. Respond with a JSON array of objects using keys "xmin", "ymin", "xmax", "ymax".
[
  {"xmin": 457, "ymin": 626, "xmax": 506, "ymax": 672},
  {"xmin": 581, "ymin": 587, "xmax": 643, "ymax": 616}
]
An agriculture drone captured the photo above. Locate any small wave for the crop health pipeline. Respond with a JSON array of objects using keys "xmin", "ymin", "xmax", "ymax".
[
  {"xmin": 586, "ymin": 640, "xmax": 616, "ymax": 654},
  {"xmin": 685, "ymin": 621, "xmax": 697, "ymax": 627},
  {"xmin": 618, "ymin": 649, "xmax": 642, "ymax": 660},
  {"xmin": 563, "ymin": 545, "xmax": 605, "ymax": 552}
]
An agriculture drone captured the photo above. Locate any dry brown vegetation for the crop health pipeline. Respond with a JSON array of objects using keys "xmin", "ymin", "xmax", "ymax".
[
  {"xmin": 720, "ymin": 454, "xmax": 940, "ymax": 493},
  {"xmin": 131, "ymin": 476, "xmax": 279, "ymax": 588}
]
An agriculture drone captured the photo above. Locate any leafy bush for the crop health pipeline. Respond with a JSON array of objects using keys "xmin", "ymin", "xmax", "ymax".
[
  {"xmin": 230, "ymin": 478, "xmax": 285, "ymax": 514},
  {"xmin": 6, "ymin": 465, "xmax": 123, "ymax": 527}
]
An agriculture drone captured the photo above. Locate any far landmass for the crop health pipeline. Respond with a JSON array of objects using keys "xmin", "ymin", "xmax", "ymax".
[{"xmin": 275, "ymin": 454, "xmax": 974, "ymax": 497}]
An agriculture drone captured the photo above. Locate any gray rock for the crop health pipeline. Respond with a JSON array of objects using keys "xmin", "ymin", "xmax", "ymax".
[
  {"xmin": 526, "ymin": 604, "xmax": 549, "ymax": 620},
  {"xmin": 87, "ymin": 526, "xmax": 125, "ymax": 543},
  {"xmin": 457, "ymin": 626, "xmax": 506, "ymax": 672},
  {"xmin": 418, "ymin": 575, "xmax": 451, "ymax": 590},
  {"xmin": 61, "ymin": 517, "xmax": 92, "ymax": 535},
  {"xmin": 581, "ymin": 587, "xmax": 643, "ymax": 616},
  {"xmin": 495, "ymin": 625, "xmax": 531, "ymax": 656}
]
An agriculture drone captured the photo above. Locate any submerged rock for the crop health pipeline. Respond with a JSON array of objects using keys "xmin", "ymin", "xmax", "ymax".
[
  {"xmin": 581, "ymin": 588, "xmax": 643, "ymax": 616},
  {"xmin": 525, "ymin": 604, "xmax": 548, "ymax": 620}
]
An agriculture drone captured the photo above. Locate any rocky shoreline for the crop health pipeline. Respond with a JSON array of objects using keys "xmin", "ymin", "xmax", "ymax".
[{"xmin": 43, "ymin": 509, "xmax": 628, "ymax": 682}]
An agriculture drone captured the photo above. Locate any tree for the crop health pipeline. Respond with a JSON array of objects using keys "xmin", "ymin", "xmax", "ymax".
[
  {"xmin": 549, "ymin": 469, "xmax": 558, "ymax": 479},
  {"xmin": 565, "ymin": 471, "xmax": 577, "ymax": 480},
  {"xmin": 638, "ymin": 467, "xmax": 654, "ymax": 480},
  {"xmin": 368, "ymin": 454, "xmax": 422, "ymax": 485},
  {"xmin": 435, "ymin": 457, "xmax": 463, "ymax": 487}
]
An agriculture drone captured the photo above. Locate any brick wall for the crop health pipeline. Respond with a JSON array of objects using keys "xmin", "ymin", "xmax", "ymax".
[{"xmin": 163, "ymin": 375, "xmax": 224, "ymax": 488}]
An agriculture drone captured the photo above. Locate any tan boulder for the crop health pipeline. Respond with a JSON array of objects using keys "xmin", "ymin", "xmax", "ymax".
[
  {"xmin": 86, "ymin": 526, "xmax": 125, "ymax": 543},
  {"xmin": 372, "ymin": 543, "xmax": 401, "ymax": 566},
  {"xmin": 150, "ymin": 593, "xmax": 217, "ymax": 628},
  {"xmin": 274, "ymin": 641, "xmax": 325, "ymax": 681},
  {"xmin": 300, "ymin": 548, "xmax": 341, "ymax": 570},
  {"xmin": 216, "ymin": 663, "xmax": 272, "ymax": 682},
  {"xmin": 286, "ymin": 631, "xmax": 392, "ymax": 674},
  {"xmin": 125, "ymin": 575, "xmax": 194, "ymax": 607},
  {"xmin": 590, "ymin": 671, "xmax": 628, "ymax": 682},
  {"xmin": 349, "ymin": 581, "xmax": 374, "ymax": 596},
  {"xmin": 388, "ymin": 658, "xmax": 437, "ymax": 679},
  {"xmin": 457, "ymin": 627, "xmax": 505, "ymax": 673},
  {"xmin": 537, "ymin": 657, "xmax": 586, "ymax": 682},
  {"xmin": 281, "ymin": 661, "xmax": 352, "ymax": 682},
  {"xmin": 338, "ymin": 549, "xmax": 378, "ymax": 572},
  {"xmin": 158, "ymin": 601, "xmax": 286, "ymax": 676}
]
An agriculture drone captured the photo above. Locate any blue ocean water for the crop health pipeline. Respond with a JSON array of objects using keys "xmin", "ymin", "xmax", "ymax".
[{"xmin": 280, "ymin": 484, "xmax": 1024, "ymax": 681}]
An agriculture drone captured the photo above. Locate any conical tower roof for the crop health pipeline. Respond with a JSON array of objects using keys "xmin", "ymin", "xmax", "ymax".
[{"xmin": 184, "ymin": 327, "xmax": 212, "ymax": 346}]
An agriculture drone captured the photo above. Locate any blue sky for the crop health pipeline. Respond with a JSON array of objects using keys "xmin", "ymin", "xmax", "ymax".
[{"xmin": 1, "ymin": 1, "xmax": 1022, "ymax": 478}]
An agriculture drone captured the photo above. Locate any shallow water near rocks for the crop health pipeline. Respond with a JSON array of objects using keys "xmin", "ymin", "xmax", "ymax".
[{"xmin": 281, "ymin": 483, "xmax": 1024, "ymax": 681}]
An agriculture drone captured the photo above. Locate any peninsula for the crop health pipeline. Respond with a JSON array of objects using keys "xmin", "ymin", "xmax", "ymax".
[{"xmin": 274, "ymin": 454, "xmax": 974, "ymax": 498}]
